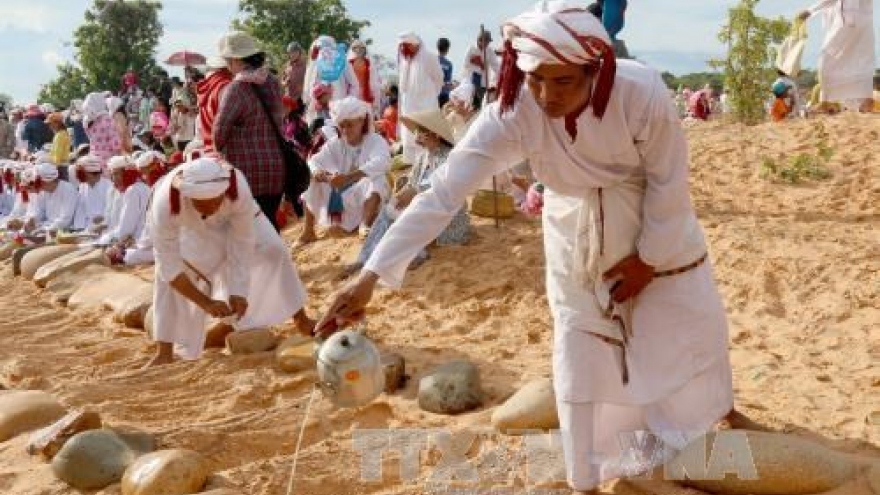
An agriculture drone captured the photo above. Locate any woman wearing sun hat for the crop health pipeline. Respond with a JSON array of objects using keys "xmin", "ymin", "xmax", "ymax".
[{"xmin": 213, "ymin": 31, "xmax": 287, "ymax": 229}]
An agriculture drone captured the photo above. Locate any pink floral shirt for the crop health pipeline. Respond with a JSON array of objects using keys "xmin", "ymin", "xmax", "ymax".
[{"xmin": 85, "ymin": 115, "xmax": 122, "ymax": 171}]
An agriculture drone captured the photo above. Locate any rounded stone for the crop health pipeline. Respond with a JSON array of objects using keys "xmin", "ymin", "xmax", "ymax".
[
  {"xmin": 33, "ymin": 247, "xmax": 105, "ymax": 288},
  {"xmin": 122, "ymin": 449, "xmax": 210, "ymax": 495},
  {"xmin": 52, "ymin": 429, "xmax": 138, "ymax": 490},
  {"xmin": 418, "ymin": 360, "xmax": 483, "ymax": 415},
  {"xmin": 20, "ymin": 244, "xmax": 81, "ymax": 280},
  {"xmin": 0, "ymin": 390, "xmax": 66, "ymax": 442},
  {"xmin": 671, "ymin": 430, "xmax": 857, "ymax": 495},
  {"xmin": 226, "ymin": 328, "xmax": 278, "ymax": 354},
  {"xmin": 276, "ymin": 335, "xmax": 316, "ymax": 373},
  {"xmin": 491, "ymin": 379, "xmax": 559, "ymax": 434}
]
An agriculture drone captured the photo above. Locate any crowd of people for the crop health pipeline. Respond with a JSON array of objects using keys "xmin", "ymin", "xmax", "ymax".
[{"xmin": 0, "ymin": 0, "xmax": 873, "ymax": 493}]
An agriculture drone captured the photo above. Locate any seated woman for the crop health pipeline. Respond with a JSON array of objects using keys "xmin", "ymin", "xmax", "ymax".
[
  {"xmin": 341, "ymin": 108, "xmax": 469, "ymax": 277},
  {"xmin": 298, "ymin": 97, "xmax": 391, "ymax": 246},
  {"xmin": 98, "ymin": 155, "xmax": 150, "ymax": 258}
]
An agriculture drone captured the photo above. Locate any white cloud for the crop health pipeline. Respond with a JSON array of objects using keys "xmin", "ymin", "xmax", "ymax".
[
  {"xmin": 41, "ymin": 49, "xmax": 63, "ymax": 68},
  {"xmin": 0, "ymin": 4, "xmax": 66, "ymax": 34}
]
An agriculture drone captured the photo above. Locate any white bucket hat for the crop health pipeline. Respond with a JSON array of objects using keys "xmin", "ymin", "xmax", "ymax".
[{"xmin": 217, "ymin": 31, "xmax": 262, "ymax": 59}]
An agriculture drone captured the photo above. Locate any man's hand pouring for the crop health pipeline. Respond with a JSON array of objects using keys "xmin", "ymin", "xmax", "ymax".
[{"xmin": 315, "ymin": 271, "xmax": 376, "ymax": 338}]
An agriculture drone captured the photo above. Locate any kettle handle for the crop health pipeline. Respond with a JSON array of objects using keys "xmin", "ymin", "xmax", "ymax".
[{"xmin": 313, "ymin": 316, "xmax": 368, "ymax": 347}]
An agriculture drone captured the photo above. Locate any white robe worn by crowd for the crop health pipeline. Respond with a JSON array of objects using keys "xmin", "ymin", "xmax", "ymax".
[
  {"xmin": 2, "ymin": 191, "xmax": 34, "ymax": 228},
  {"xmin": 303, "ymin": 133, "xmax": 391, "ymax": 232},
  {"xmin": 398, "ymin": 41, "xmax": 445, "ymax": 164},
  {"xmin": 74, "ymin": 178, "xmax": 111, "ymax": 230},
  {"xmin": 0, "ymin": 186, "xmax": 15, "ymax": 217},
  {"xmin": 101, "ymin": 182, "xmax": 150, "ymax": 244},
  {"xmin": 28, "ymin": 181, "xmax": 79, "ymax": 231},
  {"xmin": 461, "ymin": 45, "xmax": 501, "ymax": 90},
  {"xmin": 364, "ymin": 61, "xmax": 733, "ymax": 490},
  {"xmin": 151, "ymin": 169, "xmax": 307, "ymax": 360},
  {"xmin": 811, "ymin": 0, "xmax": 875, "ymax": 102}
]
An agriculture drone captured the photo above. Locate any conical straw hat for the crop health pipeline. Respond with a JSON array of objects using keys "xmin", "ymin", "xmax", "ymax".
[{"xmin": 400, "ymin": 109, "xmax": 455, "ymax": 147}]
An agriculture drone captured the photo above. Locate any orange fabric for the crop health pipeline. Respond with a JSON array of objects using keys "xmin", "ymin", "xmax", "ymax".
[
  {"xmin": 380, "ymin": 104, "xmax": 398, "ymax": 141},
  {"xmin": 771, "ymin": 97, "xmax": 791, "ymax": 122}
]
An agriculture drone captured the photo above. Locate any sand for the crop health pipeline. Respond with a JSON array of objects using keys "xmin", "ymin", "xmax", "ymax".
[{"xmin": 0, "ymin": 114, "xmax": 876, "ymax": 494}]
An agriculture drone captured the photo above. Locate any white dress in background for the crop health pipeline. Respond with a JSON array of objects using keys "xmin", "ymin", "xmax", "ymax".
[
  {"xmin": 150, "ymin": 169, "xmax": 307, "ymax": 360},
  {"xmin": 303, "ymin": 133, "xmax": 391, "ymax": 232},
  {"xmin": 810, "ymin": 0, "xmax": 875, "ymax": 102},
  {"xmin": 398, "ymin": 40, "xmax": 444, "ymax": 164}
]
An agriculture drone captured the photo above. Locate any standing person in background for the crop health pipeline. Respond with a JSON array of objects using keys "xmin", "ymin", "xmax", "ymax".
[
  {"xmin": 45, "ymin": 113, "xmax": 71, "ymax": 181},
  {"xmin": 213, "ymin": 31, "xmax": 287, "ymax": 230},
  {"xmin": 461, "ymin": 31, "xmax": 500, "ymax": 105},
  {"xmin": 82, "ymin": 92, "xmax": 122, "ymax": 170},
  {"xmin": 437, "ymin": 38, "xmax": 454, "ymax": 107},
  {"xmin": 139, "ymin": 89, "xmax": 157, "ymax": 132},
  {"xmin": 21, "ymin": 104, "xmax": 53, "ymax": 154},
  {"xmin": 169, "ymin": 99, "xmax": 197, "ymax": 152},
  {"xmin": 588, "ymin": 0, "xmax": 628, "ymax": 42},
  {"xmin": 799, "ymin": 0, "xmax": 875, "ymax": 112},
  {"xmin": 107, "ymin": 96, "xmax": 132, "ymax": 154},
  {"xmin": 66, "ymin": 101, "xmax": 90, "ymax": 150},
  {"xmin": 197, "ymin": 57, "xmax": 234, "ymax": 152},
  {"xmin": 10, "ymin": 109, "xmax": 26, "ymax": 154},
  {"xmin": 0, "ymin": 110, "xmax": 15, "ymax": 159},
  {"xmin": 282, "ymin": 42, "xmax": 308, "ymax": 106},
  {"xmin": 348, "ymin": 39, "xmax": 383, "ymax": 114},
  {"xmin": 397, "ymin": 32, "xmax": 444, "ymax": 165}
]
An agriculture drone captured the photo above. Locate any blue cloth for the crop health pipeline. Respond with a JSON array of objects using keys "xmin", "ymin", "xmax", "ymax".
[
  {"xmin": 438, "ymin": 56, "xmax": 453, "ymax": 99},
  {"xmin": 22, "ymin": 118, "xmax": 53, "ymax": 153},
  {"xmin": 601, "ymin": 0, "xmax": 627, "ymax": 41},
  {"xmin": 69, "ymin": 119, "xmax": 89, "ymax": 148}
]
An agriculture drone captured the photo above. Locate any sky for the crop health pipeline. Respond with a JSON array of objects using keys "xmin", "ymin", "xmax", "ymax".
[{"xmin": 0, "ymin": 0, "xmax": 878, "ymax": 105}]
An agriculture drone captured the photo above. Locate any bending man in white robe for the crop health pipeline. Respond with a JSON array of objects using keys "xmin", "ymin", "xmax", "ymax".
[
  {"xmin": 397, "ymin": 32, "xmax": 444, "ymax": 164},
  {"xmin": 800, "ymin": 0, "xmax": 875, "ymax": 110},
  {"xmin": 319, "ymin": 3, "xmax": 748, "ymax": 493},
  {"xmin": 25, "ymin": 162, "xmax": 79, "ymax": 234},
  {"xmin": 298, "ymin": 97, "xmax": 391, "ymax": 245},
  {"xmin": 148, "ymin": 156, "xmax": 312, "ymax": 367}
]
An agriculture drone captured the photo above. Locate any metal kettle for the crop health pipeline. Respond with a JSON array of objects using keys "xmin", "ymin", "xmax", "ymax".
[{"xmin": 314, "ymin": 326, "xmax": 384, "ymax": 409}]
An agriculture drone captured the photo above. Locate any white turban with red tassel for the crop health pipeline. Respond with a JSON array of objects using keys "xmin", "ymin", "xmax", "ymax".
[{"xmin": 498, "ymin": 0, "xmax": 616, "ymax": 119}]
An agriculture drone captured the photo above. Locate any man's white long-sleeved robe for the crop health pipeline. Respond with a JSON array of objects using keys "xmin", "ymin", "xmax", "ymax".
[
  {"xmin": 150, "ymin": 169, "xmax": 307, "ymax": 360},
  {"xmin": 74, "ymin": 178, "xmax": 111, "ymax": 230},
  {"xmin": 810, "ymin": 0, "xmax": 875, "ymax": 102},
  {"xmin": 303, "ymin": 133, "xmax": 391, "ymax": 232},
  {"xmin": 363, "ymin": 60, "xmax": 733, "ymax": 489},
  {"xmin": 28, "ymin": 181, "xmax": 79, "ymax": 231}
]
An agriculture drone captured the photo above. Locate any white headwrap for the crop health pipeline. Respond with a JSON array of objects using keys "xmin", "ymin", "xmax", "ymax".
[
  {"xmin": 77, "ymin": 154, "xmax": 103, "ymax": 173},
  {"xmin": 330, "ymin": 96, "xmax": 371, "ymax": 123},
  {"xmin": 504, "ymin": 0, "xmax": 611, "ymax": 71},
  {"xmin": 177, "ymin": 157, "xmax": 231, "ymax": 200},
  {"xmin": 499, "ymin": 0, "xmax": 616, "ymax": 118},
  {"xmin": 82, "ymin": 92, "xmax": 109, "ymax": 127},
  {"xmin": 33, "ymin": 150, "xmax": 52, "ymax": 165},
  {"xmin": 35, "ymin": 162, "xmax": 59, "ymax": 182},
  {"xmin": 449, "ymin": 82, "xmax": 476, "ymax": 108},
  {"xmin": 108, "ymin": 155, "xmax": 135, "ymax": 171},
  {"xmin": 106, "ymin": 97, "xmax": 124, "ymax": 115},
  {"xmin": 397, "ymin": 32, "xmax": 434, "ymax": 95},
  {"xmin": 136, "ymin": 150, "xmax": 165, "ymax": 170}
]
